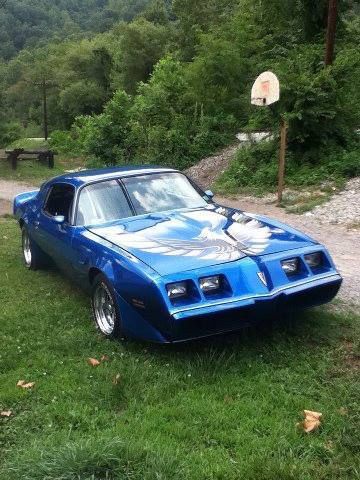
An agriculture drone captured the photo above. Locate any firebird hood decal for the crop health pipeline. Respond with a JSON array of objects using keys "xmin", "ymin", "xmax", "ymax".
[{"xmin": 89, "ymin": 207, "xmax": 314, "ymax": 275}]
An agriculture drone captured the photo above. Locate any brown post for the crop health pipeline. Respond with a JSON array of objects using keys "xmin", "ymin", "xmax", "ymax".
[
  {"xmin": 325, "ymin": 0, "xmax": 338, "ymax": 66},
  {"xmin": 42, "ymin": 78, "xmax": 49, "ymax": 141},
  {"xmin": 10, "ymin": 152, "xmax": 17, "ymax": 170},
  {"xmin": 277, "ymin": 119, "xmax": 288, "ymax": 206}
]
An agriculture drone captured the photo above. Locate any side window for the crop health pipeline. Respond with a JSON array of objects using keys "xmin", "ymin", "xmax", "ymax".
[
  {"xmin": 44, "ymin": 183, "xmax": 75, "ymax": 223},
  {"xmin": 76, "ymin": 180, "xmax": 133, "ymax": 226}
]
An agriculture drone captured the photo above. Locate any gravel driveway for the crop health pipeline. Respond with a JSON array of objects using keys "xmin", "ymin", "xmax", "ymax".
[
  {"xmin": 1, "ymin": 178, "xmax": 359, "ymax": 308},
  {"xmin": 0, "ymin": 179, "xmax": 37, "ymax": 216}
]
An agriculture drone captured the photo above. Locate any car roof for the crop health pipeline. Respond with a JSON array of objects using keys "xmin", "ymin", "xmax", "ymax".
[{"xmin": 44, "ymin": 165, "xmax": 178, "ymax": 188}]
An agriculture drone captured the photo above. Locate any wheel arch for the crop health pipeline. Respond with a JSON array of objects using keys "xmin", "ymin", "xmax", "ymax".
[{"xmin": 88, "ymin": 267, "xmax": 103, "ymax": 285}]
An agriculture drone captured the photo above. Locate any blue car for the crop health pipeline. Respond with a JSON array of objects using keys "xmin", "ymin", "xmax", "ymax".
[{"xmin": 14, "ymin": 166, "xmax": 342, "ymax": 343}]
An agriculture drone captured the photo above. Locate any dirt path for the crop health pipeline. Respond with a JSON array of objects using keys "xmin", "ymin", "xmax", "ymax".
[{"xmin": 216, "ymin": 194, "xmax": 360, "ymax": 308}]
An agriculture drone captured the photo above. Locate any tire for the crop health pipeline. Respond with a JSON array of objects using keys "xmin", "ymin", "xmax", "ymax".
[
  {"xmin": 21, "ymin": 226, "xmax": 47, "ymax": 270},
  {"xmin": 91, "ymin": 273, "xmax": 123, "ymax": 338}
]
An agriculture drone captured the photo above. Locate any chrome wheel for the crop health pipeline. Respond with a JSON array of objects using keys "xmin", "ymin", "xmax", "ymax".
[
  {"xmin": 93, "ymin": 283, "xmax": 115, "ymax": 335},
  {"xmin": 22, "ymin": 229, "xmax": 32, "ymax": 268}
]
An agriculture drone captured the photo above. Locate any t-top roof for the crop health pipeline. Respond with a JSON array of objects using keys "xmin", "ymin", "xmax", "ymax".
[{"xmin": 46, "ymin": 165, "xmax": 178, "ymax": 187}]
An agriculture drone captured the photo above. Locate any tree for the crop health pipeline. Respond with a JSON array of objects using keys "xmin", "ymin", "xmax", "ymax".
[{"xmin": 114, "ymin": 18, "xmax": 170, "ymax": 93}]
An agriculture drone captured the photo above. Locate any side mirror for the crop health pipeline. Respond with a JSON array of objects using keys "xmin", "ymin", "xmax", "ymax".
[
  {"xmin": 204, "ymin": 190, "xmax": 214, "ymax": 199},
  {"xmin": 53, "ymin": 215, "xmax": 65, "ymax": 224}
]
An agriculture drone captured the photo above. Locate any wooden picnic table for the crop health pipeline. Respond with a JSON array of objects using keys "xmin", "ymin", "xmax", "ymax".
[{"xmin": 4, "ymin": 148, "xmax": 55, "ymax": 170}]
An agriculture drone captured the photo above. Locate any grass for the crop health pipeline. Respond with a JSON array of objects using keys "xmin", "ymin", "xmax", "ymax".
[
  {"xmin": 0, "ymin": 217, "xmax": 360, "ymax": 479},
  {"xmin": 7, "ymin": 138, "xmax": 50, "ymax": 150},
  {"xmin": 280, "ymin": 190, "xmax": 333, "ymax": 214}
]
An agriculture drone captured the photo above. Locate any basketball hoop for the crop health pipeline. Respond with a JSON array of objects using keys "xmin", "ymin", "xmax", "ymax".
[{"xmin": 251, "ymin": 71, "xmax": 280, "ymax": 106}]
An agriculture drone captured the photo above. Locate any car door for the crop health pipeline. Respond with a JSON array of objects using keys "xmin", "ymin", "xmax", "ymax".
[{"xmin": 33, "ymin": 182, "xmax": 76, "ymax": 274}]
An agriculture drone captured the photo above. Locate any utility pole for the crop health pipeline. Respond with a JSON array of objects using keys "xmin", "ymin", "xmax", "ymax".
[
  {"xmin": 277, "ymin": 119, "xmax": 288, "ymax": 205},
  {"xmin": 325, "ymin": 0, "xmax": 338, "ymax": 66},
  {"xmin": 32, "ymin": 78, "xmax": 53, "ymax": 140},
  {"xmin": 42, "ymin": 78, "xmax": 48, "ymax": 141}
]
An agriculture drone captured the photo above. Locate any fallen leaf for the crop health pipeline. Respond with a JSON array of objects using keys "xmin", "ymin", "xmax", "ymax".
[
  {"xmin": 0, "ymin": 410, "xmax": 12, "ymax": 417},
  {"xmin": 87, "ymin": 358, "xmax": 100, "ymax": 367},
  {"xmin": 112, "ymin": 374, "xmax": 121, "ymax": 385},
  {"xmin": 17, "ymin": 380, "xmax": 35, "ymax": 389},
  {"xmin": 101, "ymin": 355, "xmax": 110, "ymax": 362},
  {"xmin": 298, "ymin": 409, "xmax": 322, "ymax": 433}
]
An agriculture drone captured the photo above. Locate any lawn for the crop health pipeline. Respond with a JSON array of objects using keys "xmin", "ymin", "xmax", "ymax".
[{"xmin": 0, "ymin": 217, "xmax": 359, "ymax": 480}]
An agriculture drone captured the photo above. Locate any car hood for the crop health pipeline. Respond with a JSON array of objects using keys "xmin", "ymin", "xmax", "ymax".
[{"xmin": 88, "ymin": 206, "xmax": 316, "ymax": 276}]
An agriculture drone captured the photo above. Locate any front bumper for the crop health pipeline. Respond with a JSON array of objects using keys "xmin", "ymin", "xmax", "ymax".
[{"xmin": 168, "ymin": 273, "xmax": 342, "ymax": 342}]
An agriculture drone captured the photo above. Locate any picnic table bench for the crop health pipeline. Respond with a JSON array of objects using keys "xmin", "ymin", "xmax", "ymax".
[{"xmin": 5, "ymin": 148, "xmax": 55, "ymax": 170}]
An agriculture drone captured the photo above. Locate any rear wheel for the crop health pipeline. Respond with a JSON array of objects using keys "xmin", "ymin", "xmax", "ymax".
[
  {"xmin": 21, "ymin": 227, "xmax": 46, "ymax": 270},
  {"xmin": 91, "ymin": 274, "xmax": 123, "ymax": 338}
]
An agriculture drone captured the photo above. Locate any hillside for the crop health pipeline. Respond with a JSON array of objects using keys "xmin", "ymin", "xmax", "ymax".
[{"xmin": 0, "ymin": 0, "xmax": 151, "ymax": 60}]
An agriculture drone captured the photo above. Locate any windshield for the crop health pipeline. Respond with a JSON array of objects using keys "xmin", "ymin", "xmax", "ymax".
[
  {"xmin": 123, "ymin": 172, "xmax": 208, "ymax": 215},
  {"xmin": 76, "ymin": 172, "xmax": 208, "ymax": 225}
]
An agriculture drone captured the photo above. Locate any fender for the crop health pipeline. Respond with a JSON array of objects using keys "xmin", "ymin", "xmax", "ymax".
[{"xmin": 13, "ymin": 190, "xmax": 39, "ymax": 220}]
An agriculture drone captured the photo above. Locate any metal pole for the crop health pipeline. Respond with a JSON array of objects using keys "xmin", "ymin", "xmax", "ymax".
[
  {"xmin": 277, "ymin": 119, "xmax": 288, "ymax": 206},
  {"xmin": 42, "ymin": 78, "xmax": 48, "ymax": 141},
  {"xmin": 325, "ymin": 0, "xmax": 338, "ymax": 66}
]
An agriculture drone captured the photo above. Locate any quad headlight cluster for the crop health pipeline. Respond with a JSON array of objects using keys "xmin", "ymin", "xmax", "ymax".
[
  {"xmin": 167, "ymin": 253, "xmax": 325, "ymax": 300},
  {"xmin": 281, "ymin": 252, "xmax": 323, "ymax": 276},
  {"xmin": 167, "ymin": 275, "xmax": 222, "ymax": 300}
]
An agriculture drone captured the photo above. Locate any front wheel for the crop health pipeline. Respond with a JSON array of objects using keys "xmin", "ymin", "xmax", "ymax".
[{"xmin": 91, "ymin": 274, "xmax": 123, "ymax": 338}]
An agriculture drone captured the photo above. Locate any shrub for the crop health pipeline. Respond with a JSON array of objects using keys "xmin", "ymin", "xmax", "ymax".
[
  {"xmin": 0, "ymin": 121, "xmax": 22, "ymax": 148},
  {"xmin": 49, "ymin": 130, "xmax": 82, "ymax": 155},
  {"xmin": 215, "ymin": 138, "xmax": 360, "ymax": 195}
]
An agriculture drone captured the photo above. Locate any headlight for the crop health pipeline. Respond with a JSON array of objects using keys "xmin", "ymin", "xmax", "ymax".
[
  {"xmin": 167, "ymin": 281, "xmax": 188, "ymax": 299},
  {"xmin": 281, "ymin": 258, "xmax": 299, "ymax": 275},
  {"xmin": 199, "ymin": 275, "xmax": 221, "ymax": 292},
  {"xmin": 304, "ymin": 252, "xmax": 322, "ymax": 268}
]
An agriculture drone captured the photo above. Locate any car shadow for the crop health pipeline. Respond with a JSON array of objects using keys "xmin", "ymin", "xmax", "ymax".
[{"xmin": 126, "ymin": 306, "xmax": 344, "ymax": 362}]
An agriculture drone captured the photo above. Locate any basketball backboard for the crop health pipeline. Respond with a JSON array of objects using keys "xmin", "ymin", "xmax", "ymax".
[{"xmin": 251, "ymin": 71, "xmax": 280, "ymax": 106}]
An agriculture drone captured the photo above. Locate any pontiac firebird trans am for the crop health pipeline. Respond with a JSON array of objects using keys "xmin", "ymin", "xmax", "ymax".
[{"xmin": 14, "ymin": 166, "xmax": 342, "ymax": 343}]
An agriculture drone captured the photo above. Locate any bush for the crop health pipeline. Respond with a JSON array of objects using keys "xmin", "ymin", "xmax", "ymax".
[
  {"xmin": 49, "ymin": 130, "xmax": 82, "ymax": 155},
  {"xmin": 0, "ymin": 121, "xmax": 22, "ymax": 148},
  {"xmin": 215, "ymin": 138, "xmax": 360, "ymax": 195}
]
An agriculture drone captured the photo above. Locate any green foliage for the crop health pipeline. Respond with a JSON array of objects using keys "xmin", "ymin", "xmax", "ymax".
[
  {"xmin": 74, "ymin": 90, "xmax": 133, "ymax": 165},
  {"xmin": 266, "ymin": 44, "xmax": 360, "ymax": 156},
  {"xmin": 0, "ymin": 121, "xmax": 21, "ymax": 148},
  {"xmin": 49, "ymin": 130, "xmax": 81, "ymax": 156},
  {"xmin": 114, "ymin": 18, "xmax": 171, "ymax": 93},
  {"xmin": 0, "ymin": 0, "xmax": 153, "ymax": 61},
  {"xmin": 0, "ymin": 0, "xmax": 360, "ymax": 187},
  {"xmin": 215, "ymin": 139, "xmax": 360, "ymax": 195}
]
